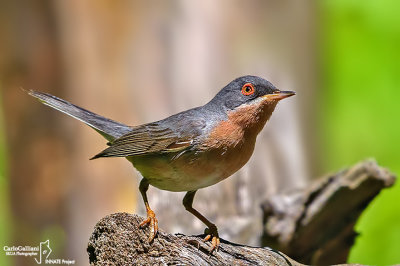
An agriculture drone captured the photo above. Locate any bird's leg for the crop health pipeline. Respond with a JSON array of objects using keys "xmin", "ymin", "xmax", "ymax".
[
  {"xmin": 138, "ymin": 178, "xmax": 158, "ymax": 242},
  {"xmin": 183, "ymin": 190, "xmax": 220, "ymax": 253}
]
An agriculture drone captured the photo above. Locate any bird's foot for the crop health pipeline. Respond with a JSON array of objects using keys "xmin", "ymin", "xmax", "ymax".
[
  {"xmin": 139, "ymin": 209, "xmax": 158, "ymax": 242},
  {"xmin": 203, "ymin": 224, "xmax": 220, "ymax": 253}
]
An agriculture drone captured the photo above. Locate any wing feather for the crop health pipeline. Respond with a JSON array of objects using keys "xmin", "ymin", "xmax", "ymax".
[
  {"xmin": 91, "ymin": 122, "xmax": 193, "ymax": 159},
  {"xmin": 91, "ymin": 107, "xmax": 209, "ymax": 159}
]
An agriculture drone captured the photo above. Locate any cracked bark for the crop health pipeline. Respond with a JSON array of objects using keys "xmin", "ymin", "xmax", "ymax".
[
  {"xmin": 87, "ymin": 213, "xmax": 303, "ymax": 266},
  {"xmin": 262, "ymin": 160, "xmax": 395, "ymax": 265}
]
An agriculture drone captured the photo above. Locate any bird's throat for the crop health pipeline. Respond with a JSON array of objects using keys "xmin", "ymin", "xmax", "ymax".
[
  {"xmin": 227, "ymin": 99, "xmax": 278, "ymax": 138},
  {"xmin": 200, "ymin": 98, "xmax": 278, "ymax": 155}
]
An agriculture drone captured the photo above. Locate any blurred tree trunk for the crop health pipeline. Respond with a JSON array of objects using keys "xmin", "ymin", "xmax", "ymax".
[
  {"xmin": 1, "ymin": 1, "xmax": 68, "ymax": 266},
  {"xmin": 2, "ymin": 1, "xmax": 316, "ymax": 264}
]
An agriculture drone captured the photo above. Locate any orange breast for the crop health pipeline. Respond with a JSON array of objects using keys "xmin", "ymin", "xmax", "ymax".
[{"xmin": 198, "ymin": 100, "xmax": 278, "ymax": 180}]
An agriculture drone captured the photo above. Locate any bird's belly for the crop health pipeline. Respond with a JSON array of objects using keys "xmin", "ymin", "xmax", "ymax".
[{"xmin": 128, "ymin": 141, "xmax": 255, "ymax": 192}]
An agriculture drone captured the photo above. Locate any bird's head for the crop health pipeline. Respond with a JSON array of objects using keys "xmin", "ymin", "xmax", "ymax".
[
  {"xmin": 208, "ymin": 75, "xmax": 295, "ymax": 136},
  {"xmin": 211, "ymin": 75, "xmax": 295, "ymax": 110}
]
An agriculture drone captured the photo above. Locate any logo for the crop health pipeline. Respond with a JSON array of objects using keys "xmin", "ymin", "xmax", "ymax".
[
  {"xmin": 34, "ymin": 240, "xmax": 52, "ymax": 264},
  {"xmin": 3, "ymin": 240, "xmax": 75, "ymax": 265}
]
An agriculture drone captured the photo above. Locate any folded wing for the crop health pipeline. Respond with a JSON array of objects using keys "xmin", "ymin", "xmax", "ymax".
[{"xmin": 91, "ymin": 120, "xmax": 198, "ymax": 159}]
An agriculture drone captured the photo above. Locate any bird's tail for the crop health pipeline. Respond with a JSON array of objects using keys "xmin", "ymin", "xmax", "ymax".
[{"xmin": 27, "ymin": 90, "xmax": 132, "ymax": 142}]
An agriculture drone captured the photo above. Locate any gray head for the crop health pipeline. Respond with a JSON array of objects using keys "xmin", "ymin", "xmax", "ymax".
[{"xmin": 209, "ymin": 75, "xmax": 294, "ymax": 110}]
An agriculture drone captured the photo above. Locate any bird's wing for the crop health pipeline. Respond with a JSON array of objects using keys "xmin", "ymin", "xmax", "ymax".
[{"xmin": 91, "ymin": 116, "xmax": 205, "ymax": 159}]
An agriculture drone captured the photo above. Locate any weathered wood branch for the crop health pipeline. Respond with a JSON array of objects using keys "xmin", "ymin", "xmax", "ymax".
[
  {"xmin": 262, "ymin": 159, "xmax": 395, "ymax": 265},
  {"xmin": 87, "ymin": 160, "xmax": 395, "ymax": 265},
  {"xmin": 87, "ymin": 213, "xmax": 303, "ymax": 265}
]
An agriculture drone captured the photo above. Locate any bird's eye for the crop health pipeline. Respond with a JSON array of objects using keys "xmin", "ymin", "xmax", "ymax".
[{"xmin": 241, "ymin": 83, "xmax": 255, "ymax": 96}]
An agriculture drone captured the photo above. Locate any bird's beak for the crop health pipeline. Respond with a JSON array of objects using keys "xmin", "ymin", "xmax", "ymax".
[{"xmin": 263, "ymin": 90, "xmax": 296, "ymax": 101}]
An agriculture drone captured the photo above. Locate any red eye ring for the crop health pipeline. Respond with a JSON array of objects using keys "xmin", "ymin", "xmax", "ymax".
[{"xmin": 241, "ymin": 83, "xmax": 255, "ymax": 96}]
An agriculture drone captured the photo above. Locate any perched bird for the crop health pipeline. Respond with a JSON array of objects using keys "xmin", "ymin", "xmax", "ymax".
[{"xmin": 27, "ymin": 75, "xmax": 295, "ymax": 252}]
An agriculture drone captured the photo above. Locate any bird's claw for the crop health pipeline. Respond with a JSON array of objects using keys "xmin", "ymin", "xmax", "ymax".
[
  {"xmin": 139, "ymin": 209, "xmax": 158, "ymax": 242},
  {"xmin": 203, "ymin": 225, "xmax": 220, "ymax": 253}
]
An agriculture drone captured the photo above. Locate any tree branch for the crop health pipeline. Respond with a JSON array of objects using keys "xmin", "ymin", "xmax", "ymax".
[
  {"xmin": 262, "ymin": 159, "xmax": 395, "ymax": 265},
  {"xmin": 87, "ymin": 213, "xmax": 303, "ymax": 265}
]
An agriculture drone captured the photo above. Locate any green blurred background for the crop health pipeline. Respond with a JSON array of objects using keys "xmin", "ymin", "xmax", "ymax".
[
  {"xmin": 320, "ymin": 0, "xmax": 400, "ymax": 265},
  {"xmin": 1, "ymin": 1, "xmax": 399, "ymax": 265},
  {"xmin": 0, "ymin": 89, "xmax": 10, "ymax": 265}
]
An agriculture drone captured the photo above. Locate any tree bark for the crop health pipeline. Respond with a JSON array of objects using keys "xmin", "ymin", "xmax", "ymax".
[
  {"xmin": 262, "ymin": 160, "xmax": 395, "ymax": 265},
  {"xmin": 87, "ymin": 213, "xmax": 303, "ymax": 266}
]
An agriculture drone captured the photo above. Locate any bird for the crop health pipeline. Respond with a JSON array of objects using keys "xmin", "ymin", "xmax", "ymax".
[{"xmin": 27, "ymin": 75, "xmax": 295, "ymax": 252}]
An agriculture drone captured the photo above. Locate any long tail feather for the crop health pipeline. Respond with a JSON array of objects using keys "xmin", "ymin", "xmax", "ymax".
[{"xmin": 27, "ymin": 90, "xmax": 132, "ymax": 142}]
